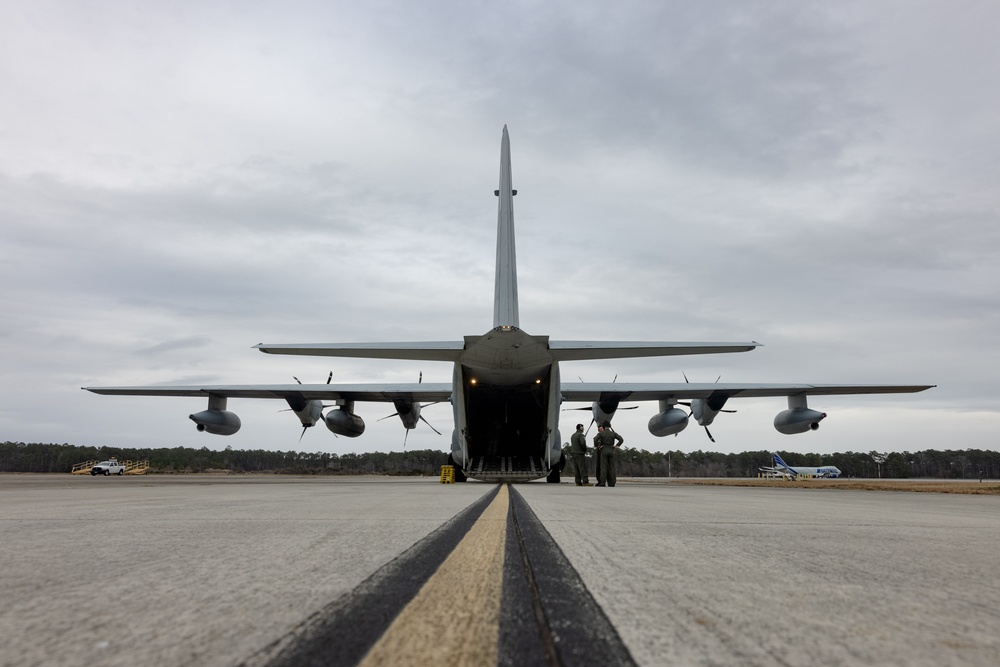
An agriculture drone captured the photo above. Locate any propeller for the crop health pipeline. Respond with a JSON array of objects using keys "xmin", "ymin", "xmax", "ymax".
[
  {"xmin": 292, "ymin": 371, "xmax": 332, "ymax": 385},
  {"xmin": 678, "ymin": 372, "xmax": 736, "ymax": 443},
  {"xmin": 282, "ymin": 372, "xmax": 335, "ymax": 441},
  {"xmin": 563, "ymin": 375, "xmax": 637, "ymax": 435},
  {"xmin": 378, "ymin": 372, "xmax": 442, "ymax": 447}
]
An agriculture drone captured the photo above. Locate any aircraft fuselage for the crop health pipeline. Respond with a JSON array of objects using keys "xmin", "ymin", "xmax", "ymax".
[{"xmin": 451, "ymin": 326, "xmax": 562, "ymax": 481}]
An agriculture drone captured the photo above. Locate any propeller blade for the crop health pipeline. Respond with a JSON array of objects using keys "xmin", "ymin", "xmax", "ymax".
[
  {"xmin": 419, "ymin": 414, "xmax": 442, "ymax": 435},
  {"xmin": 704, "ymin": 425, "xmax": 715, "ymax": 443},
  {"xmin": 295, "ymin": 373, "xmax": 331, "ymax": 384},
  {"xmin": 298, "ymin": 426, "xmax": 308, "ymax": 443}
]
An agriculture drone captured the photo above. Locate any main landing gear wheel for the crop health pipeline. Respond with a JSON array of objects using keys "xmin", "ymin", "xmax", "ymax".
[
  {"xmin": 546, "ymin": 453, "xmax": 565, "ymax": 483},
  {"xmin": 446, "ymin": 454, "xmax": 467, "ymax": 482}
]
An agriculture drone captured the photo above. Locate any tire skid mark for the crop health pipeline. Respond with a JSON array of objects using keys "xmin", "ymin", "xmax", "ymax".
[
  {"xmin": 358, "ymin": 485, "xmax": 509, "ymax": 665},
  {"xmin": 501, "ymin": 485, "xmax": 637, "ymax": 666},
  {"xmin": 254, "ymin": 483, "xmax": 635, "ymax": 667},
  {"xmin": 252, "ymin": 485, "xmax": 502, "ymax": 667}
]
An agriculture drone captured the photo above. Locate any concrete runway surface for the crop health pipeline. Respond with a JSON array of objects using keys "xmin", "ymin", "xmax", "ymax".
[{"xmin": 1, "ymin": 474, "xmax": 998, "ymax": 666}]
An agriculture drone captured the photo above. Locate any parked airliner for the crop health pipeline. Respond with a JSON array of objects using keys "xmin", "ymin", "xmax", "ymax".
[{"xmin": 761, "ymin": 452, "xmax": 842, "ymax": 478}]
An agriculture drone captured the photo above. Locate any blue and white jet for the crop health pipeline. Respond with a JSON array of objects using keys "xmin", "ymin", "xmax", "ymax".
[
  {"xmin": 85, "ymin": 127, "xmax": 932, "ymax": 483},
  {"xmin": 761, "ymin": 452, "xmax": 842, "ymax": 478}
]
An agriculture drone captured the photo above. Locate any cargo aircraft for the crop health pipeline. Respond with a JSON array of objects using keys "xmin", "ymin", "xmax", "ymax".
[
  {"xmin": 760, "ymin": 452, "xmax": 842, "ymax": 479},
  {"xmin": 85, "ymin": 127, "xmax": 933, "ymax": 482}
]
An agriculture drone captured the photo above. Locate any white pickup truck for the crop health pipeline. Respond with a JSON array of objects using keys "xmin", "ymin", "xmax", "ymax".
[{"xmin": 91, "ymin": 460, "xmax": 125, "ymax": 476}]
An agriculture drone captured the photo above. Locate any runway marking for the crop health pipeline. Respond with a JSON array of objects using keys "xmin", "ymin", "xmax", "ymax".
[
  {"xmin": 255, "ymin": 483, "xmax": 635, "ymax": 667},
  {"xmin": 500, "ymin": 486, "xmax": 636, "ymax": 666},
  {"xmin": 254, "ymin": 485, "xmax": 502, "ymax": 667},
  {"xmin": 359, "ymin": 484, "xmax": 509, "ymax": 666}
]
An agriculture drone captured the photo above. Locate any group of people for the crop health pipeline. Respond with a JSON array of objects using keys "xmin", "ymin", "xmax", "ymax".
[{"xmin": 568, "ymin": 422, "xmax": 624, "ymax": 487}]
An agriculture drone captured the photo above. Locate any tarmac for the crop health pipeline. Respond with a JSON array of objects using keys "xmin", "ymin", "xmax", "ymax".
[{"xmin": 1, "ymin": 474, "xmax": 998, "ymax": 666}]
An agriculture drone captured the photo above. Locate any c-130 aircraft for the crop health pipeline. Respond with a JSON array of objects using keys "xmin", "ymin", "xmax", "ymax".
[{"xmin": 85, "ymin": 127, "xmax": 933, "ymax": 483}]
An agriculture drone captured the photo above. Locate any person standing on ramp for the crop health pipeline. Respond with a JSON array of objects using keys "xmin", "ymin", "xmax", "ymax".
[
  {"xmin": 570, "ymin": 423, "xmax": 590, "ymax": 486},
  {"xmin": 593, "ymin": 424, "xmax": 603, "ymax": 483},
  {"xmin": 595, "ymin": 422, "xmax": 624, "ymax": 487}
]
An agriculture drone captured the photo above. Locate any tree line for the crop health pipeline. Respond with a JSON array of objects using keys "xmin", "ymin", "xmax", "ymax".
[
  {"xmin": 0, "ymin": 441, "xmax": 449, "ymax": 475},
  {"xmin": 601, "ymin": 448, "xmax": 1000, "ymax": 480},
  {"xmin": 2, "ymin": 441, "xmax": 999, "ymax": 478}
]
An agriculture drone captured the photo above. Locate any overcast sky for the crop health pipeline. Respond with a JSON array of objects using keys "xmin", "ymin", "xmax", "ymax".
[{"xmin": 2, "ymin": 0, "xmax": 997, "ymax": 458}]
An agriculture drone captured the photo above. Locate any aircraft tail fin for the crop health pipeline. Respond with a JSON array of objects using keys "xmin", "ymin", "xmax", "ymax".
[
  {"xmin": 772, "ymin": 452, "xmax": 797, "ymax": 476},
  {"xmin": 493, "ymin": 125, "xmax": 519, "ymax": 329}
]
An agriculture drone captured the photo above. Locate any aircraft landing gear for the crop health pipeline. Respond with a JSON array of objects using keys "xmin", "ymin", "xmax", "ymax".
[
  {"xmin": 546, "ymin": 452, "xmax": 566, "ymax": 482},
  {"xmin": 446, "ymin": 454, "xmax": 467, "ymax": 482}
]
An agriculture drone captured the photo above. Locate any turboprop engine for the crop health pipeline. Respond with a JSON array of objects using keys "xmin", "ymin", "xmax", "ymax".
[
  {"xmin": 590, "ymin": 395, "xmax": 625, "ymax": 427},
  {"xmin": 285, "ymin": 394, "xmax": 324, "ymax": 428},
  {"xmin": 392, "ymin": 399, "xmax": 421, "ymax": 430},
  {"xmin": 190, "ymin": 395, "xmax": 241, "ymax": 435},
  {"xmin": 690, "ymin": 393, "xmax": 730, "ymax": 427},
  {"xmin": 285, "ymin": 373, "xmax": 330, "ymax": 438},
  {"xmin": 675, "ymin": 376, "xmax": 738, "ymax": 442},
  {"xmin": 380, "ymin": 398, "xmax": 442, "ymax": 447},
  {"xmin": 773, "ymin": 395, "xmax": 826, "ymax": 435},
  {"xmin": 324, "ymin": 401, "xmax": 366, "ymax": 437},
  {"xmin": 591, "ymin": 405, "xmax": 615, "ymax": 427},
  {"xmin": 377, "ymin": 386, "xmax": 443, "ymax": 445},
  {"xmin": 647, "ymin": 400, "xmax": 689, "ymax": 437}
]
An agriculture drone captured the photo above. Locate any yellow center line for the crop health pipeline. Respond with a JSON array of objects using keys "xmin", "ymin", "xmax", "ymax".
[{"xmin": 359, "ymin": 485, "xmax": 510, "ymax": 667}]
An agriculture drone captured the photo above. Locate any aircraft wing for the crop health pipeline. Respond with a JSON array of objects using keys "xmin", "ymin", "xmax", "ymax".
[
  {"xmin": 560, "ymin": 382, "xmax": 935, "ymax": 402},
  {"xmin": 84, "ymin": 383, "xmax": 454, "ymax": 402}
]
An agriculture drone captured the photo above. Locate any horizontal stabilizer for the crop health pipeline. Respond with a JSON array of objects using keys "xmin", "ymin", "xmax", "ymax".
[
  {"xmin": 549, "ymin": 341, "xmax": 760, "ymax": 361},
  {"xmin": 254, "ymin": 342, "xmax": 465, "ymax": 362}
]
